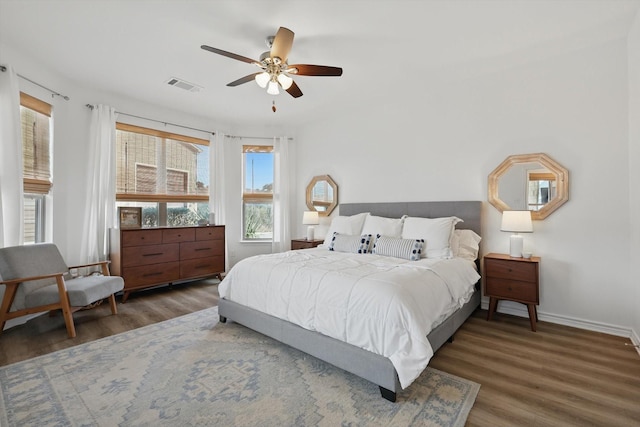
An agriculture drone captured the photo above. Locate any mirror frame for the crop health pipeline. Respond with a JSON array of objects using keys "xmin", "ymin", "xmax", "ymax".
[
  {"xmin": 488, "ymin": 153, "xmax": 569, "ymax": 220},
  {"xmin": 306, "ymin": 175, "xmax": 338, "ymax": 216}
]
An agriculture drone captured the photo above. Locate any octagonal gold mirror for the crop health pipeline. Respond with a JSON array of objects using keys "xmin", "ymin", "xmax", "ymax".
[
  {"xmin": 488, "ymin": 153, "xmax": 569, "ymax": 220},
  {"xmin": 306, "ymin": 175, "xmax": 338, "ymax": 216}
]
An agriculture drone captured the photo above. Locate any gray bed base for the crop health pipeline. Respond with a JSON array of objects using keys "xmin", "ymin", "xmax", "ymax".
[{"xmin": 219, "ymin": 201, "xmax": 482, "ymax": 402}]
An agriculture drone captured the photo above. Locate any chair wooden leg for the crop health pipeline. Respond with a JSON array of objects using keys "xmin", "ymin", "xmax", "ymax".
[
  {"xmin": 0, "ymin": 283, "xmax": 19, "ymax": 334},
  {"xmin": 108, "ymin": 294, "xmax": 118, "ymax": 314},
  {"xmin": 55, "ymin": 276, "xmax": 76, "ymax": 338}
]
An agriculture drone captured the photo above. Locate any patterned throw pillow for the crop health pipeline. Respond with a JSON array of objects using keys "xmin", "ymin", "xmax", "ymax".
[
  {"xmin": 372, "ymin": 235, "xmax": 424, "ymax": 261},
  {"xmin": 328, "ymin": 233, "xmax": 372, "ymax": 254}
]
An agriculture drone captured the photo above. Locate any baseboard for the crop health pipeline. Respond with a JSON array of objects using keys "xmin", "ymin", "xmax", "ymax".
[
  {"xmin": 631, "ymin": 328, "xmax": 640, "ymax": 357},
  {"xmin": 480, "ymin": 300, "xmax": 633, "ymax": 338}
]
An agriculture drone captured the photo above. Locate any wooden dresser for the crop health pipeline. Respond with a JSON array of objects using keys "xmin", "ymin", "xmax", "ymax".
[
  {"xmin": 484, "ymin": 252, "xmax": 540, "ymax": 331},
  {"xmin": 110, "ymin": 225, "xmax": 225, "ymax": 302}
]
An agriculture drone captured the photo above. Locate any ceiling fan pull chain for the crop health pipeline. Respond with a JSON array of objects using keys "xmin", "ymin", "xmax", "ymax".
[{"xmin": 272, "ymin": 100, "xmax": 277, "ymax": 113}]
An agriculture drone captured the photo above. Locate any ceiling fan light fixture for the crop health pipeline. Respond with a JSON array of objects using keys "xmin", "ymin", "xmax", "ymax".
[
  {"xmin": 267, "ymin": 80, "xmax": 280, "ymax": 95},
  {"xmin": 255, "ymin": 72, "xmax": 270, "ymax": 88},
  {"xmin": 277, "ymin": 73, "xmax": 293, "ymax": 90}
]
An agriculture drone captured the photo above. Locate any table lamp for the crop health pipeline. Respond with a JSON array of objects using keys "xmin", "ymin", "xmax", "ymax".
[
  {"xmin": 501, "ymin": 210, "xmax": 533, "ymax": 257},
  {"xmin": 302, "ymin": 211, "xmax": 319, "ymax": 241}
]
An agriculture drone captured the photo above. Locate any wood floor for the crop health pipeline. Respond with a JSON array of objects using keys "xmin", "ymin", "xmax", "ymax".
[{"xmin": 1, "ymin": 280, "xmax": 639, "ymax": 426}]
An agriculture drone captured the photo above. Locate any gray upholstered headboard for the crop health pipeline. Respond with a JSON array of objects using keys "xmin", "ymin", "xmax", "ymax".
[{"xmin": 339, "ymin": 201, "xmax": 482, "ymax": 236}]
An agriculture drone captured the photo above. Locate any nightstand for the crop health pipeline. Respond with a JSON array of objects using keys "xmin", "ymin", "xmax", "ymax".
[
  {"xmin": 291, "ymin": 238, "xmax": 323, "ymax": 250},
  {"xmin": 484, "ymin": 252, "xmax": 540, "ymax": 331}
]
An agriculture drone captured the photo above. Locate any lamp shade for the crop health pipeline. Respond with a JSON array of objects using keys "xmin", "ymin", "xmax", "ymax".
[
  {"xmin": 501, "ymin": 210, "xmax": 533, "ymax": 233},
  {"xmin": 302, "ymin": 211, "xmax": 319, "ymax": 225}
]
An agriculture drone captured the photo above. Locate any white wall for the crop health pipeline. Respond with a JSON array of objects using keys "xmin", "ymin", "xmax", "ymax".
[
  {"xmin": 296, "ymin": 38, "xmax": 634, "ymax": 335},
  {"xmin": 629, "ymin": 9, "xmax": 640, "ymax": 347}
]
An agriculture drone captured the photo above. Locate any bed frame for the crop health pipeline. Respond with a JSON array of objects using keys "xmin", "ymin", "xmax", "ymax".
[{"xmin": 219, "ymin": 201, "xmax": 482, "ymax": 402}]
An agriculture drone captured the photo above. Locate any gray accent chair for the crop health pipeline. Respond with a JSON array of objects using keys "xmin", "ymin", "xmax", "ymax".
[{"xmin": 0, "ymin": 243, "xmax": 124, "ymax": 338}]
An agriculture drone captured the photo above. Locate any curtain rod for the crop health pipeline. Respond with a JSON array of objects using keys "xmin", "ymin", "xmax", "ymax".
[
  {"xmin": 0, "ymin": 65, "xmax": 70, "ymax": 101},
  {"xmin": 86, "ymin": 104, "xmax": 215, "ymax": 136},
  {"xmin": 226, "ymin": 135, "xmax": 293, "ymax": 141}
]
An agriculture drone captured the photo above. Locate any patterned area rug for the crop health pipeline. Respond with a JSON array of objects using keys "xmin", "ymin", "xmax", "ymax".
[{"xmin": 0, "ymin": 307, "xmax": 479, "ymax": 426}]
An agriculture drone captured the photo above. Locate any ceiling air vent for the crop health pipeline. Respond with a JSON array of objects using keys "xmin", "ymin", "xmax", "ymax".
[{"xmin": 166, "ymin": 77, "xmax": 203, "ymax": 92}]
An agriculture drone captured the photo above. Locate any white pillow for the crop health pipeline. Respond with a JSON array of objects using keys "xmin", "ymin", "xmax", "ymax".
[
  {"xmin": 372, "ymin": 235, "xmax": 424, "ymax": 261},
  {"xmin": 328, "ymin": 233, "xmax": 372, "ymax": 254},
  {"xmin": 401, "ymin": 216, "xmax": 462, "ymax": 259},
  {"xmin": 361, "ymin": 214, "xmax": 405, "ymax": 239},
  {"xmin": 322, "ymin": 212, "xmax": 369, "ymax": 246},
  {"xmin": 451, "ymin": 229, "xmax": 481, "ymax": 261}
]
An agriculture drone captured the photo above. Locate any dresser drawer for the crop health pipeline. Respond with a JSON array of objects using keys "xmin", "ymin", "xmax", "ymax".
[
  {"xmin": 122, "ymin": 243, "xmax": 179, "ymax": 267},
  {"xmin": 180, "ymin": 240, "xmax": 224, "ymax": 260},
  {"xmin": 162, "ymin": 228, "xmax": 195, "ymax": 244},
  {"xmin": 121, "ymin": 229, "xmax": 163, "ymax": 247},
  {"xmin": 485, "ymin": 277, "xmax": 538, "ymax": 303},
  {"xmin": 122, "ymin": 261, "xmax": 180, "ymax": 288},
  {"xmin": 485, "ymin": 259, "xmax": 537, "ymax": 282},
  {"xmin": 196, "ymin": 226, "xmax": 224, "ymax": 241},
  {"xmin": 180, "ymin": 256, "xmax": 224, "ymax": 279}
]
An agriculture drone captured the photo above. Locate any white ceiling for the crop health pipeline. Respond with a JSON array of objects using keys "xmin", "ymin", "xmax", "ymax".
[{"xmin": 1, "ymin": 0, "xmax": 638, "ymax": 128}]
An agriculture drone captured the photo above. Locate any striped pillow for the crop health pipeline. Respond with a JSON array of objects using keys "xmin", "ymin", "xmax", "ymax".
[
  {"xmin": 328, "ymin": 233, "xmax": 372, "ymax": 254},
  {"xmin": 372, "ymin": 235, "xmax": 424, "ymax": 261}
]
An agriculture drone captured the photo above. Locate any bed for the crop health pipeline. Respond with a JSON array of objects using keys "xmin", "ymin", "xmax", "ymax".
[{"xmin": 218, "ymin": 201, "xmax": 482, "ymax": 402}]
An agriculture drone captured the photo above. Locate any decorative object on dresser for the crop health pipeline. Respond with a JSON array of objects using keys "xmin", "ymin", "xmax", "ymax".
[
  {"xmin": 118, "ymin": 207, "xmax": 142, "ymax": 229},
  {"xmin": 110, "ymin": 226, "xmax": 225, "ymax": 302},
  {"xmin": 484, "ymin": 252, "xmax": 540, "ymax": 331},
  {"xmin": 291, "ymin": 238, "xmax": 324, "ymax": 250},
  {"xmin": 302, "ymin": 210, "xmax": 319, "ymax": 241},
  {"xmin": 500, "ymin": 210, "xmax": 533, "ymax": 258}
]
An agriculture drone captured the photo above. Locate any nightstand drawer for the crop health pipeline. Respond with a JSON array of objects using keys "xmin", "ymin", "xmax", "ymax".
[
  {"xmin": 485, "ymin": 258, "xmax": 537, "ymax": 282},
  {"xmin": 486, "ymin": 277, "xmax": 538, "ymax": 303}
]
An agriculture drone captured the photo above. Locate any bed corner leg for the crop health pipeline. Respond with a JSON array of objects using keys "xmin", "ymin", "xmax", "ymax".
[
  {"xmin": 448, "ymin": 335, "xmax": 454, "ymax": 343},
  {"xmin": 219, "ymin": 315, "xmax": 227, "ymax": 323},
  {"xmin": 379, "ymin": 386, "xmax": 397, "ymax": 402}
]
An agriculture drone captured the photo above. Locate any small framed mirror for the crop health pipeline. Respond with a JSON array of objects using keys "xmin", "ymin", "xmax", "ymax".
[
  {"xmin": 306, "ymin": 175, "xmax": 338, "ymax": 216},
  {"xmin": 488, "ymin": 153, "xmax": 569, "ymax": 220}
]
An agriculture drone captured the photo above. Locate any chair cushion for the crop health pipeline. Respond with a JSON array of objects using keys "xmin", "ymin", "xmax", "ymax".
[{"xmin": 24, "ymin": 275, "xmax": 124, "ymax": 308}]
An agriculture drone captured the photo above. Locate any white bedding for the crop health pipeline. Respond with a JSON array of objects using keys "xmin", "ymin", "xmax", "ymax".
[{"xmin": 218, "ymin": 247, "xmax": 480, "ymax": 389}]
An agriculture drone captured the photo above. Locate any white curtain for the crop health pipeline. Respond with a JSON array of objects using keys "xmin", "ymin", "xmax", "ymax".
[
  {"xmin": 0, "ymin": 65, "xmax": 24, "ymax": 248},
  {"xmin": 272, "ymin": 136, "xmax": 291, "ymax": 253},
  {"xmin": 80, "ymin": 105, "xmax": 116, "ymax": 262},
  {"xmin": 211, "ymin": 132, "xmax": 229, "ymax": 272}
]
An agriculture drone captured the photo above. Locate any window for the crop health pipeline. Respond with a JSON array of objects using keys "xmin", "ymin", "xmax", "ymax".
[
  {"xmin": 20, "ymin": 93, "xmax": 52, "ymax": 244},
  {"xmin": 242, "ymin": 145, "xmax": 274, "ymax": 240},
  {"xmin": 115, "ymin": 123, "xmax": 210, "ymax": 227}
]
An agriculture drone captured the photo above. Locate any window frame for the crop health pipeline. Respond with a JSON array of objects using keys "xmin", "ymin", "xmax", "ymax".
[
  {"xmin": 115, "ymin": 123, "xmax": 211, "ymax": 227},
  {"xmin": 242, "ymin": 145, "xmax": 274, "ymax": 241},
  {"xmin": 20, "ymin": 92, "xmax": 52, "ymax": 244},
  {"xmin": 115, "ymin": 122, "xmax": 210, "ymax": 204}
]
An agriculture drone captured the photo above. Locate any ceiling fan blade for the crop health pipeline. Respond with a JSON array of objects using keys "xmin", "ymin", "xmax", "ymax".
[
  {"xmin": 227, "ymin": 73, "xmax": 260, "ymax": 87},
  {"xmin": 201, "ymin": 45, "xmax": 259, "ymax": 65},
  {"xmin": 286, "ymin": 80, "xmax": 303, "ymax": 98},
  {"xmin": 288, "ymin": 64, "xmax": 343, "ymax": 76},
  {"xmin": 270, "ymin": 27, "xmax": 294, "ymax": 62}
]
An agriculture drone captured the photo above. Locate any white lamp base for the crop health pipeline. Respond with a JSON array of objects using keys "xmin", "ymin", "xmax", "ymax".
[
  {"xmin": 509, "ymin": 234, "xmax": 524, "ymax": 257},
  {"xmin": 306, "ymin": 226, "xmax": 315, "ymax": 241}
]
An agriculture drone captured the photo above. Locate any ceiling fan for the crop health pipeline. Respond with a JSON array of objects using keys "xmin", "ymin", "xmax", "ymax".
[{"xmin": 201, "ymin": 27, "xmax": 342, "ymax": 98}]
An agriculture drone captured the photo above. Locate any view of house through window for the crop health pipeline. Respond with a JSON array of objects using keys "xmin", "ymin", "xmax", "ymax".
[
  {"xmin": 20, "ymin": 92, "xmax": 52, "ymax": 244},
  {"xmin": 115, "ymin": 123, "xmax": 210, "ymax": 227},
  {"xmin": 242, "ymin": 145, "xmax": 274, "ymax": 240}
]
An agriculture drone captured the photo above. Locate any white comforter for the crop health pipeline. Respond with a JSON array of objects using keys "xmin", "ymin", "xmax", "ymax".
[{"xmin": 218, "ymin": 248, "xmax": 480, "ymax": 388}]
